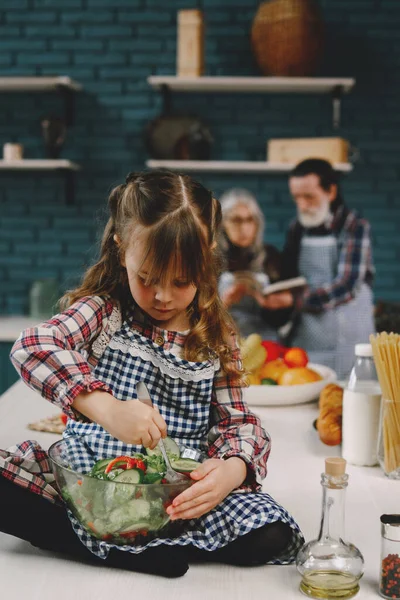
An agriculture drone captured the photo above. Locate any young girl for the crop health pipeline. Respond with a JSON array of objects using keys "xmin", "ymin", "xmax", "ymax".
[{"xmin": 1, "ymin": 171, "xmax": 303, "ymax": 578}]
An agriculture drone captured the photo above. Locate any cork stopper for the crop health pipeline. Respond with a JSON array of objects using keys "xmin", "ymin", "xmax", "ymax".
[{"xmin": 325, "ymin": 457, "xmax": 346, "ymax": 476}]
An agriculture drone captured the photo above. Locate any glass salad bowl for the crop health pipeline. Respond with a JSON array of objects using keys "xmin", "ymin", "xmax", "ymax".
[{"xmin": 48, "ymin": 436, "xmax": 197, "ymax": 546}]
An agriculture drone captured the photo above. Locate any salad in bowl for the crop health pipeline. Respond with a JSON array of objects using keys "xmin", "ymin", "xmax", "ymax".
[{"xmin": 48, "ymin": 436, "xmax": 200, "ymax": 546}]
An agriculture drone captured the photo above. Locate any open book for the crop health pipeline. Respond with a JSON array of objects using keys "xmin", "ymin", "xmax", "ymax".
[{"xmin": 233, "ymin": 271, "xmax": 307, "ymax": 296}]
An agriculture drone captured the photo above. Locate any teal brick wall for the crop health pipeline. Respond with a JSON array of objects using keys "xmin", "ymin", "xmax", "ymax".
[
  {"xmin": 0, "ymin": 342, "xmax": 18, "ymax": 394},
  {"xmin": 0, "ymin": 0, "xmax": 399, "ymax": 314}
]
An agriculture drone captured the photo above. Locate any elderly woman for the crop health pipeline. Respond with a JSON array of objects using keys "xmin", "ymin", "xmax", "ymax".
[{"xmin": 218, "ymin": 188, "xmax": 283, "ymax": 340}]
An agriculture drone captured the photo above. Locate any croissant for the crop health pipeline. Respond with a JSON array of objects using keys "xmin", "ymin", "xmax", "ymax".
[
  {"xmin": 319, "ymin": 383, "xmax": 343, "ymax": 412},
  {"xmin": 316, "ymin": 384, "xmax": 343, "ymax": 446}
]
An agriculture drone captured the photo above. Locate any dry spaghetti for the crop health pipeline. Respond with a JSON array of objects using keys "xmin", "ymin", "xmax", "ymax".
[{"xmin": 370, "ymin": 332, "xmax": 400, "ymax": 477}]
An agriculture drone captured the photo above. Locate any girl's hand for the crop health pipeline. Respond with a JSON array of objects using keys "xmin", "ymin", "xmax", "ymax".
[
  {"xmin": 221, "ymin": 283, "xmax": 249, "ymax": 307},
  {"xmin": 166, "ymin": 457, "xmax": 247, "ymax": 521},
  {"xmin": 73, "ymin": 391, "xmax": 167, "ymax": 449},
  {"xmin": 104, "ymin": 399, "xmax": 167, "ymax": 449},
  {"xmin": 254, "ymin": 291, "xmax": 294, "ymax": 310}
]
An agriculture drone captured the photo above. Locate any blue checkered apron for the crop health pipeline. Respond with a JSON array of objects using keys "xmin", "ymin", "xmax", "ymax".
[
  {"xmin": 291, "ymin": 234, "xmax": 375, "ymax": 379},
  {"xmin": 64, "ymin": 318, "xmax": 303, "ymax": 562}
]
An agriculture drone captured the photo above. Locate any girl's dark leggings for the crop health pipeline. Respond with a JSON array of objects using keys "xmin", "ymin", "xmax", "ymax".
[{"xmin": 0, "ymin": 476, "xmax": 293, "ymax": 578}]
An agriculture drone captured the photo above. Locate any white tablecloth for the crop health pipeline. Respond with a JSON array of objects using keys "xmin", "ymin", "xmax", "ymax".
[{"xmin": 0, "ymin": 380, "xmax": 398, "ymax": 599}]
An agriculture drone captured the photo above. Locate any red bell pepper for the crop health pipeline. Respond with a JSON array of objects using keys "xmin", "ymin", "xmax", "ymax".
[
  {"xmin": 104, "ymin": 455, "xmax": 146, "ymax": 475},
  {"xmin": 120, "ymin": 529, "xmax": 148, "ymax": 539},
  {"xmin": 133, "ymin": 458, "xmax": 146, "ymax": 472}
]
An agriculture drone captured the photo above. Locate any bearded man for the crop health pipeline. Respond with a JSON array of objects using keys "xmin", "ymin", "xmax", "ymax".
[{"xmin": 261, "ymin": 158, "xmax": 375, "ymax": 378}]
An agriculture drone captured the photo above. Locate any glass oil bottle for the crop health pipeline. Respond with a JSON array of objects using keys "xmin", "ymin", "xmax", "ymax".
[{"xmin": 296, "ymin": 457, "xmax": 364, "ymax": 598}]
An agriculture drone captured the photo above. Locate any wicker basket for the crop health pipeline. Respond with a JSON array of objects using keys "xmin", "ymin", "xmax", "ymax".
[{"xmin": 251, "ymin": 0, "xmax": 324, "ymax": 76}]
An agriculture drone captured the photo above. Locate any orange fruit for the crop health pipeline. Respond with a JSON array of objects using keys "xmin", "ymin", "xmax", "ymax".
[
  {"xmin": 259, "ymin": 359, "xmax": 289, "ymax": 383},
  {"xmin": 283, "ymin": 347, "xmax": 309, "ymax": 368},
  {"xmin": 278, "ymin": 367, "xmax": 322, "ymax": 386}
]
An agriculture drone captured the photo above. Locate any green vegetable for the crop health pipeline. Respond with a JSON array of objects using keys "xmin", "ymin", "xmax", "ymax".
[
  {"xmin": 145, "ymin": 453, "xmax": 167, "ymax": 475},
  {"xmin": 170, "ymin": 458, "xmax": 200, "ymax": 473},
  {"xmin": 261, "ymin": 378, "xmax": 278, "ymax": 386},
  {"xmin": 145, "ymin": 437, "xmax": 180, "ymax": 459},
  {"xmin": 114, "ymin": 469, "xmax": 144, "ymax": 484},
  {"xmin": 143, "ymin": 472, "xmax": 163, "ymax": 484},
  {"xmin": 90, "ymin": 457, "xmax": 114, "ymax": 474}
]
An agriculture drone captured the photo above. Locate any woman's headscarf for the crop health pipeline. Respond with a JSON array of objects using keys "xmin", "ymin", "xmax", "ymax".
[{"xmin": 218, "ymin": 188, "xmax": 266, "ymax": 272}]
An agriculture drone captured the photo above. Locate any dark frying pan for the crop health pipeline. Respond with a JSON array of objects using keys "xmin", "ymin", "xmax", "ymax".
[{"xmin": 144, "ymin": 85, "xmax": 213, "ymax": 160}]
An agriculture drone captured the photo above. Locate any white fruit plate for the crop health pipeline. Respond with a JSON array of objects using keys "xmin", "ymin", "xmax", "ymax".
[{"xmin": 244, "ymin": 363, "xmax": 337, "ymax": 407}]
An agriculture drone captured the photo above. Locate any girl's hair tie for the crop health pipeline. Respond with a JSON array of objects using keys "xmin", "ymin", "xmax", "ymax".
[{"xmin": 125, "ymin": 172, "xmax": 139, "ymax": 185}]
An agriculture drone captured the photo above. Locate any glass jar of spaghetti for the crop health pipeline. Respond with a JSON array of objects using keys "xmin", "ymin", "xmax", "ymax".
[
  {"xmin": 377, "ymin": 397, "xmax": 400, "ymax": 479},
  {"xmin": 370, "ymin": 333, "xmax": 400, "ymax": 480},
  {"xmin": 380, "ymin": 514, "xmax": 400, "ymax": 599}
]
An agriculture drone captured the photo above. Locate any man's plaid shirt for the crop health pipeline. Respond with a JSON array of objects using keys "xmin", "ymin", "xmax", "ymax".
[{"xmin": 284, "ymin": 206, "xmax": 374, "ymax": 313}]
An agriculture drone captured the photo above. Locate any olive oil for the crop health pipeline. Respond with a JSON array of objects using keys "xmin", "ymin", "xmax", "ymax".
[
  {"xmin": 300, "ymin": 570, "xmax": 360, "ymax": 599},
  {"xmin": 296, "ymin": 458, "xmax": 364, "ymax": 599}
]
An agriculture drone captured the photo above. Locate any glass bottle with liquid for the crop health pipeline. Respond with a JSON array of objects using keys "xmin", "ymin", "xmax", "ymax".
[
  {"xmin": 296, "ymin": 457, "xmax": 364, "ymax": 599},
  {"xmin": 342, "ymin": 343, "xmax": 381, "ymax": 466}
]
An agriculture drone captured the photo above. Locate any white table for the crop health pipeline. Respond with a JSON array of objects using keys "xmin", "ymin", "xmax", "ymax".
[
  {"xmin": 0, "ymin": 380, "xmax": 398, "ymax": 600},
  {"xmin": 0, "ymin": 316, "xmax": 40, "ymax": 342}
]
